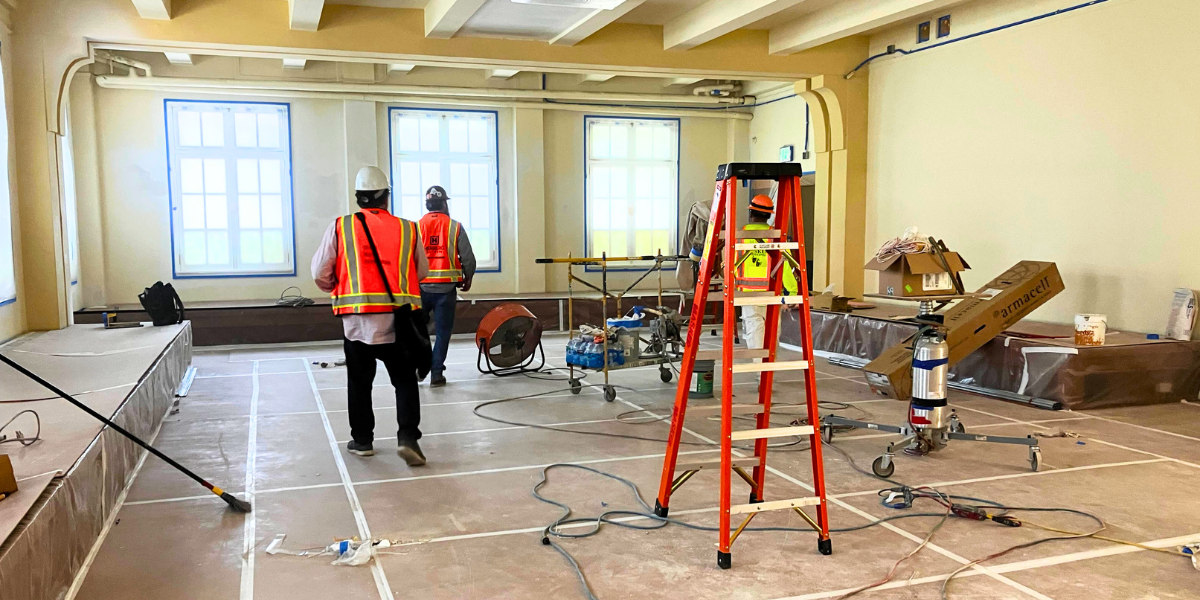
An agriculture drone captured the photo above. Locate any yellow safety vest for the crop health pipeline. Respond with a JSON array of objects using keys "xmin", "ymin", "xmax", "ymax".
[{"xmin": 735, "ymin": 223, "xmax": 799, "ymax": 294}]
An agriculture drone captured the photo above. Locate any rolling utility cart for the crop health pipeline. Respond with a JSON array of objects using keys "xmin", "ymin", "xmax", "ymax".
[{"xmin": 535, "ymin": 253, "xmax": 687, "ymax": 401}]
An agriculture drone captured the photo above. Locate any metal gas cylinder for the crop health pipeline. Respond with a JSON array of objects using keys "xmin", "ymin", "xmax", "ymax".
[{"xmin": 910, "ymin": 326, "xmax": 950, "ymax": 429}]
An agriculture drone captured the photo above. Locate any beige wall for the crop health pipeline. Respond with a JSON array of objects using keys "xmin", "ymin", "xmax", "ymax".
[
  {"xmin": 73, "ymin": 78, "xmax": 745, "ymax": 304},
  {"xmin": 749, "ymin": 93, "xmax": 817, "ymax": 174},
  {"xmin": 85, "ymin": 84, "xmax": 347, "ymax": 304},
  {"xmin": 864, "ymin": 0, "xmax": 1200, "ymax": 334},
  {"xmin": 0, "ymin": 15, "xmax": 25, "ymax": 343}
]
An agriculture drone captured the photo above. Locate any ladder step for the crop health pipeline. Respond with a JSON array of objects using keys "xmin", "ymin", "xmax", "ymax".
[
  {"xmin": 730, "ymin": 496, "xmax": 822, "ymax": 515},
  {"xmin": 730, "ymin": 425, "xmax": 815, "ymax": 441},
  {"xmin": 734, "ymin": 242, "xmax": 800, "ymax": 251},
  {"xmin": 676, "ymin": 456, "xmax": 760, "ymax": 471},
  {"xmin": 695, "ymin": 348, "xmax": 770, "ymax": 361},
  {"xmin": 731, "ymin": 360, "xmax": 809, "ymax": 373},
  {"xmin": 687, "ymin": 403, "xmax": 765, "ymax": 416},
  {"xmin": 720, "ymin": 229, "xmax": 781, "ymax": 240},
  {"xmin": 733, "ymin": 295, "xmax": 805, "ymax": 307}
]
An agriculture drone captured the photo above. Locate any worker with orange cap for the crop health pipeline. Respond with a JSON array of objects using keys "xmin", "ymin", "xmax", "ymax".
[{"xmin": 735, "ymin": 194, "xmax": 799, "ymax": 354}]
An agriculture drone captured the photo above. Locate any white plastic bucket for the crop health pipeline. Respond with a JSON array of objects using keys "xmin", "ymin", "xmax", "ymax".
[{"xmin": 1074, "ymin": 314, "xmax": 1107, "ymax": 346}]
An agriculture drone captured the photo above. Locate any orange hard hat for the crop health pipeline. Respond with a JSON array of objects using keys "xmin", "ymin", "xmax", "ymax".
[{"xmin": 749, "ymin": 195, "xmax": 774, "ymax": 214}]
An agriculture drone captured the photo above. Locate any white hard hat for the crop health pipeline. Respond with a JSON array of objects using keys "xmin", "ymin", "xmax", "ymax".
[{"xmin": 354, "ymin": 166, "xmax": 389, "ymax": 192}]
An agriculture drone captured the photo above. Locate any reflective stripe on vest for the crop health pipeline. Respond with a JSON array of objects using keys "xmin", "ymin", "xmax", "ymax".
[
  {"xmin": 735, "ymin": 223, "xmax": 773, "ymax": 292},
  {"xmin": 419, "ymin": 212, "xmax": 464, "ymax": 284},
  {"xmin": 331, "ymin": 209, "xmax": 422, "ymax": 315}
]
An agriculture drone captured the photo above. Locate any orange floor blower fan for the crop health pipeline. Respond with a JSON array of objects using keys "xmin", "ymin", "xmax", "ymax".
[{"xmin": 476, "ymin": 303, "xmax": 546, "ymax": 376}]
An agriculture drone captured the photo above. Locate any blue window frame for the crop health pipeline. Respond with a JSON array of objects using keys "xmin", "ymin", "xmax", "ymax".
[
  {"xmin": 388, "ymin": 107, "xmax": 501, "ymax": 272},
  {"xmin": 584, "ymin": 116, "xmax": 680, "ymax": 271},
  {"xmin": 165, "ymin": 100, "xmax": 296, "ymax": 278}
]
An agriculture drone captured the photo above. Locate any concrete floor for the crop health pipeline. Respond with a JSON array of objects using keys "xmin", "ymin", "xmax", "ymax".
[{"xmin": 73, "ymin": 332, "xmax": 1200, "ymax": 600}]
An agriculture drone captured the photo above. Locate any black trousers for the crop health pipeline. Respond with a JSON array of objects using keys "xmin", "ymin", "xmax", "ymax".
[{"xmin": 344, "ymin": 338, "xmax": 421, "ymax": 444}]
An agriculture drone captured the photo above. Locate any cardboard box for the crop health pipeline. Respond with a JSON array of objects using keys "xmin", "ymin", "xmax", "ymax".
[
  {"xmin": 863, "ymin": 261, "xmax": 1065, "ymax": 400},
  {"xmin": 865, "ymin": 252, "xmax": 970, "ymax": 298},
  {"xmin": 809, "ymin": 293, "xmax": 852, "ymax": 312},
  {"xmin": 0, "ymin": 455, "xmax": 16, "ymax": 497}
]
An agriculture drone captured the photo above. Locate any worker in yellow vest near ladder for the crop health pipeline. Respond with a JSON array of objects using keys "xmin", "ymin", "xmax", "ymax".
[{"xmin": 736, "ymin": 195, "xmax": 798, "ymax": 354}]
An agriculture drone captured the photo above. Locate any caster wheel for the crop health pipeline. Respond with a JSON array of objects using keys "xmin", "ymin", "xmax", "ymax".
[
  {"xmin": 604, "ymin": 386, "xmax": 616, "ymax": 402},
  {"xmin": 569, "ymin": 379, "xmax": 582, "ymax": 395},
  {"xmin": 1029, "ymin": 448, "xmax": 1041, "ymax": 472},
  {"xmin": 950, "ymin": 422, "xmax": 966, "ymax": 434},
  {"xmin": 659, "ymin": 367, "xmax": 673, "ymax": 383},
  {"xmin": 871, "ymin": 455, "xmax": 895, "ymax": 479},
  {"xmin": 821, "ymin": 424, "xmax": 833, "ymax": 444}
]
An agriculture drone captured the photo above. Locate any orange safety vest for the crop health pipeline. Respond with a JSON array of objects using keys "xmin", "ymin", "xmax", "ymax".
[
  {"xmin": 418, "ymin": 211, "xmax": 464, "ymax": 284},
  {"xmin": 331, "ymin": 208, "xmax": 422, "ymax": 315}
]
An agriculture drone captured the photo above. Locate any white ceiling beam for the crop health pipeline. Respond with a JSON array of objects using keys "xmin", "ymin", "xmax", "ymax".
[
  {"xmin": 549, "ymin": 0, "xmax": 647, "ymax": 46},
  {"xmin": 664, "ymin": 77, "xmax": 704, "ymax": 87},
  {"xmin": 163, "ymin": 52, "xmax": 193, "ymax": 66},
  {"xmin": 486, "ymin": 68, "xmax": 520, "ymax": 80},
  {"xmin": 424, "ymin": 0, "xmax": 488, "ymax": 39},
  {"xmin": 664, "ymin": 0, "xmax": 805, "ymax": 51},
  {"xmin": 282, "ymin": 58, "xmax": 308, "ymax": 70},
  {"xmin": 131, "ymin": 0, "xmax": 171, "ymax": 20},
  {"xmin": 288, "ymin": 0, "xmax": 325, "ymax": 31},
  {"xmin": 770, "ymin": 0, "xmax": 964, "ymax": 54},
  {"xmin": 388, "ymin": 64, "xmax": 416, "ymax": 75}
]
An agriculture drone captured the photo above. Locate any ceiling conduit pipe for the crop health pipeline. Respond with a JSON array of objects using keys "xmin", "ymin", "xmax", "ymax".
[
  {"xmin": 92, "ymin": 75, "xmax": 747, "ymax": 105},
  {"xmin": 90, "ymin": 79, "xmax": 752, "ymax": 120},
  {"xmin": 94, "ymin": 51, "xmax": 153, "ymax": 77}
]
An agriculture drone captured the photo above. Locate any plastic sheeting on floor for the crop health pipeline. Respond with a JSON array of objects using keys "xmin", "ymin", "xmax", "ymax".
[
  {"xmin": 781, "ymin": 308, "xmax": 1200, "ymax": 410},
  {"xmin": 0, "ymin": 323, "xmax": 191, "ymax": 600}
]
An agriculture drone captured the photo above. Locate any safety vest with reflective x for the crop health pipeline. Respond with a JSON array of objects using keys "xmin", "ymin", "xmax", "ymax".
[
  {"xmin": 331, "ymin": 208, "xmax": 422, "ymax": 315},
  {"xmin": 735, "ymin": 222, "xmax": 799, "ymax": 294}
]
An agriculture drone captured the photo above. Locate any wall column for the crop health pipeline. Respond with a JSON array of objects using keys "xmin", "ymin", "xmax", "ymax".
[
  {"xmin": 343, "ymin": 100, "xmax": 378, "ymax": 215},
  {"xmin": 12, "ymin": 34, "xmax": 70, "ymax": 330},
  {"xmin": 512, "ymin": 107, "xmax": 546, "ymax": 293},
  {"xmin": 796, "ymin": 74, "xmax": 868, "ymax": 299}
]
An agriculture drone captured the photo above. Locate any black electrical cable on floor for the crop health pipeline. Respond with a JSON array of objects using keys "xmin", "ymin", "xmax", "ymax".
[{"xmin": 472, "ymin": 374, "xmax": 1117, "ymax": 600}]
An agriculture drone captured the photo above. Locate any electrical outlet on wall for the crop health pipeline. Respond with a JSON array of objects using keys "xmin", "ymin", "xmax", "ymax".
[
  {"xmin": 917, "ymin": 21, "xmax": 931, "ymax": 43},
  {"xmin": 937, "ymin": 15, "xmax": 951, "ymax": 38}
]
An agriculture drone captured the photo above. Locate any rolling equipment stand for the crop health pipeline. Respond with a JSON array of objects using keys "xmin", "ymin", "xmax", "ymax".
[
  {"xmin": 821, "ymin": 299, "xmax": 1042, "ymax": 477},
  {"xmin": 655, "ymin": 163, "xmax": 832, "ymax": 569}
]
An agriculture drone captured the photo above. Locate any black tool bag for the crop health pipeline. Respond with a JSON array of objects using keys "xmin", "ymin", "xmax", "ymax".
[
  {"xmin": 138, "ymin": 281, "xmax": 186, "ymax": 326},
  {"xmin": 355, "ymin": 213, "xmax": 433, "ymax": 379}
]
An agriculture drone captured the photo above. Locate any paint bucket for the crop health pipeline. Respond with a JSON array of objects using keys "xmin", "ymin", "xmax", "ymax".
[
  {"xmin": 689, "ymin": 359, "xmax": 715, "ymax": 399},
  {"xmin": 1074, "ymin": 314, "xmax": 1107, "ymax": 346}
]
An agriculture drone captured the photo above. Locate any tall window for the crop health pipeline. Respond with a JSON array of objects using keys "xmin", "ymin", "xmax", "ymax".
[
  {"xmin": 585, "ymin": 117, "xmax": 678, "ymax": 264},
  {"xmin": 60, "ymin": 116, "xmax": 80, "ymax": 287},
  {"xmin": 0, "ymin": 56, "xmax": 15, "ymax": 307},
  {"xmin": 166, "ymin": 101, "xmax": 294, "ymax": 277},
  {"xmin": 389, "ymin": 108, "xmax": 499, "ymax": 271}
]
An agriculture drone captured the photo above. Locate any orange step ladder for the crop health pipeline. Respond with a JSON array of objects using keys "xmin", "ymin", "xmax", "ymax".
[{"xmin": 654, "ymin": 163, "xmax": 832, "ymax": 569}]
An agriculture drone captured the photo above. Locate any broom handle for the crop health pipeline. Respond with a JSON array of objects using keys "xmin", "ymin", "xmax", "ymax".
[{"xmin": 0, "ymin": 352, "xmax": 217, "ymax": 492}]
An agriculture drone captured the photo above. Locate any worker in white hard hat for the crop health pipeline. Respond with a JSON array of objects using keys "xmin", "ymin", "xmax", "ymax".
[{"xmin": 311, "ymin": 166, "xmax": 431, "ymax": 465}]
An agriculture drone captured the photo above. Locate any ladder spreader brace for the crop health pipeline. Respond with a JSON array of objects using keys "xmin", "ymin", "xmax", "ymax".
[{"xmin": 654, "ymin": 163, "xmax": 832, "ymax": 569}]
